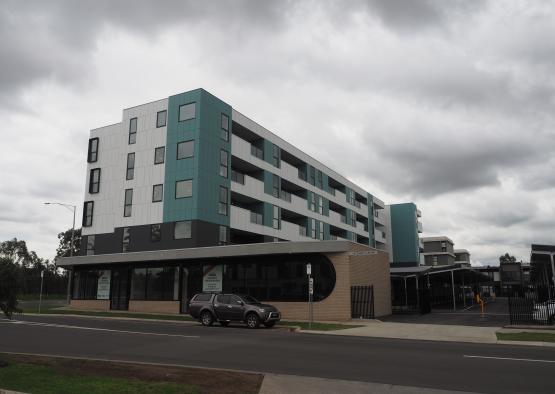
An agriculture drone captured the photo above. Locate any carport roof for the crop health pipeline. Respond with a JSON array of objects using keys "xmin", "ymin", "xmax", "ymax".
[
  {"xmin": 390, "ymin": 263, "xmax": 490, "ymax": 280},
  {"xmin": 55, "ymin": 240, "xmax": 378, "ymax": 267}
]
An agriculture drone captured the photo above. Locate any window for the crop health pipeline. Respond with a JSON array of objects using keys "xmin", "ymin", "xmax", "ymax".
[
  {"xmin": 272, "ymin": 144, "xmax": 280, "ymax": 168},
  {"xmin": 178, "ymin": 103, "xmax": 195, "ymax": 121},
  {"xmin": 154, "ymin": 147, "xmax": 165, "ymax": 164},
  {"xmin": 177, "ymin": 140, "xmax": 194, "ymax": 159},
  {"xmin": 250, "ymin": 211, "xmax": 263, "ymax": 225},
  {"xmin": 317, "ymin": 171, "xmax": 323, "ymax": 189},
  {"xmin": 272, "ymin": 205, "xmax": 280, "ymax": 230},
  {"xmin": 89, "ymin": 168, "xmax": 101, "ymax": 194},
  {"xmin": 194, "ymin": 293, "xmax": 212, "ymax": 302},
  {"xmin": 309, "ymin": 166, "xmax": 315, "ymax": 185},
  {"xmin": 311, "ymin": 219, "xmax": 316, "ymax": 239},
  {"xmin": 221, "ymin": 113, "xmax": 229, "ymax": 141},
  {"xmin": 82, "ymin": 201, "xmax": 94, "ymax": 227},
  {"xmin": 174, "ymin": 220, "xmax": 191, "ymax": 239},
  {"xmin": 319, "ymin": 221, "xmax": 324, "ymax": 240},
  {"xmin": 310, "ymin": 193, "xmax": 316, "ymax": 212},
  {"xmin": 86, "ymin": 235, "xmax": 95, "ymax": 256},
  {"xmin": 156, "ymin": 110, "xmax": 167, "ymax": 128},
  {"xmin": 272, "ymin": 175, "xmax": 280, "ymax": 198},
  {"xmin": 152, "ymin": 184, "xmax": 163, "ymax": 202},
  {"xmin": 219, "ymin": 186, "xmax": 228, "ymax": 215},
  {"xmin": 231, "ymin": 169, "xmax": 245, "ymax": 185},
  {"xmin": 250, "ymin": 144, "xmax": 263, "ymax": 160},
  {"xmin": 126, "ymin": 153, "xmax": 135, "ymax": 180},
  {"xmin": 151, "ymin": 224, "xmax": 161, "ymax": 242},
  {"xmin": 131, "ymin": 267, "xmax": 178, "ymax": 301},
  {"xmin": 87, "ymin": 138, "xmax": 99, "ymax": 163},
  {"xmin": 122, "ymin": 227, "xmax": 130, "ymax": 252},
  {"xmin": 124, "ymin": 189, "xmax": 133, "ymax": 217},
  {"xmin": 219, "ymin": 226, "xmax": 228, "ymax": 245},
  {"xmin": 219, "ymin": 150, "xmax": 228, "ymax": 178},
  {"xmin": 128, "ymin": 117, "xmax": 137, "ymax": 144},
  {"xmin": 319, "ymin": 198, "xmax": 325, "ymax": 215},
  {"xmin": 72, "ymin": 270, "xmax": 100, "ymax": 300},
  {"xmin": 175, "ymin": 180, "xmax": 192, "ymax": 198}
]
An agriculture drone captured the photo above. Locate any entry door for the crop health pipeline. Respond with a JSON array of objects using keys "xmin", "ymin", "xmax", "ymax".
[{"xmin": 111, "ymin": 268, "xmax": 130, "ymax": 310}]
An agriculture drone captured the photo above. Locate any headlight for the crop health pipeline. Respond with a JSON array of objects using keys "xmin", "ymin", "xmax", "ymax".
[{"xmin": 259, "ymin": 308, "xmax": 266, "ymax": 313}]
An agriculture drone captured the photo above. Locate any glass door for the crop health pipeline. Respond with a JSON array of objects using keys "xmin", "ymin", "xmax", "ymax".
[{"xmin": 111, "ymin": 268, "xmax": 130, "ymax": 310}]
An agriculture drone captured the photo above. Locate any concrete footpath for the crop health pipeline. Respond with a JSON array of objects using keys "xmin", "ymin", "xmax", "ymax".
[
  {"xmin": 259, "ymin": 374, "xmax": 479, "ymax": 394},
  {"xmin": 302, "ymin": 321, "xmax": 500, "ymax": 343}
]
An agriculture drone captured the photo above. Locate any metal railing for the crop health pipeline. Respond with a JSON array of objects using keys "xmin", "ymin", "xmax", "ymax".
[
  {"xmin": 351, "ymin": 286, "xmax": 374, "ymax": 319},
  {"xmin": 508, "ymin": 285, "xmax": 555, "ymax": 325}
]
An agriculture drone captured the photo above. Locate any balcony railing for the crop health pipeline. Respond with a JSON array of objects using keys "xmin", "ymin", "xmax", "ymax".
[{"xmin": 279, "ymin": 189, "xmax": 292, "ymax": 202}]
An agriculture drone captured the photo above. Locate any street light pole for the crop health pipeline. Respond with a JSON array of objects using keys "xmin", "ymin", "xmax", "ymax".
[{"xmin": 44, "ymin": 202, "xmax": 77, "ymax": 305}]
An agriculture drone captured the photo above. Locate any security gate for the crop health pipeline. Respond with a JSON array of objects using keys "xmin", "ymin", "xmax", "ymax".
[{"xmin": 351, "ymin": 285, "xmax": 374, "ymax": 319}]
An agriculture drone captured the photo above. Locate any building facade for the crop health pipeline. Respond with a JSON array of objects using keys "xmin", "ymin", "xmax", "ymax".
[
  {"xmin": 59, "ymin": 88, "xmax": 394, "ymax": 320},
  {"xmin": 421, "ymin": 236, "xmax": 456, "ymax": 266},
  {"xmin": 385, "ymin": 203, "xmax": 423, "ymax": 267}
]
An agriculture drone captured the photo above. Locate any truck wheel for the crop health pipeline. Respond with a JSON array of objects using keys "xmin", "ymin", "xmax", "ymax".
[
  {"xmin": 220, "ymin": 321, "xmax": 230, "ymax": 327},
  {"xmin": 246, "ymin": 313, "xmax": 260, "ymax": 329},
  {"xmin": 200, "ymin": 311, "xmax": 214, "ymax": 326},
  {"xmin": 263, "ymin": 321, "xmax": 276, "ymax": 328}
]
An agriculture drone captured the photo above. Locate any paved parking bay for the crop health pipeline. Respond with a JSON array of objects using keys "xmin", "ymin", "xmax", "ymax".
[{"xmin": 1, "ymin": 314, "xmax": 555, "ymax": 393}]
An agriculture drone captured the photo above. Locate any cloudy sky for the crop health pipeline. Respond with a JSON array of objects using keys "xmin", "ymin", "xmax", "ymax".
[{"xmin": 1, "ymin": 0, "xmax": 554, "ymax": 265}]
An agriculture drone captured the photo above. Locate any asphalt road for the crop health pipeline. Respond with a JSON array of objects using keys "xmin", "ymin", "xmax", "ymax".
[{"xmin": 1, "ymin": 315, "xmax": 554, "ymax": 394}]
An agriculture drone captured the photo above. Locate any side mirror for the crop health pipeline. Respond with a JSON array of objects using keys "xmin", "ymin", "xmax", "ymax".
[{"xmin": 237, "ymin": 300, "xmax": 244, "ymax": 306}]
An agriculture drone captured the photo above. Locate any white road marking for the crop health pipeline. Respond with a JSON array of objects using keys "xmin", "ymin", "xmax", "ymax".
[
  {"xmin": 464, "ymin": 355, "xmax": 555, "ymax": 363},
  {"xmin": 3, "ymin": 320, "xmax": 199, "ymax": 338}
]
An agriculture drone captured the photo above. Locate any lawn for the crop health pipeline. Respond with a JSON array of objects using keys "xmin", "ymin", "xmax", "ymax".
[
  {"xmin": 496, "ymin": 331, "xmax": 555, "ymax": 343},
  {"xmin": 0, "ymin": 354, "xmax": 262, "ymax": 394}
]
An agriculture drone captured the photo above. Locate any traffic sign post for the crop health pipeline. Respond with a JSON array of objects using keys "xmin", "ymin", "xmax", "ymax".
[{"xmin": 38, "ymin": 270, "xmax": 44, "ymax": 314}]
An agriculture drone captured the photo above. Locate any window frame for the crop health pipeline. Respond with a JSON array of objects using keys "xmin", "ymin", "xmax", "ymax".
[
  {"xmin": 87, "ymin": 138, "xmax": 99, "ymax": 163},
  {"xmin": 85, "ymin": 235, "xmax": 95, "ymax": 256},
  {"xmin": 126, "ymin": 152, "xmax": 135, "ymax": 180},
  {"xmin": 128, "ymin": 117, "xmax": 137, "ymax": 144},
  {"xmin": 89, "ymin": 168, "xmax": 101, "ymax": 194},
  {"xmin": 122, "ymin": 227, "xmax": 130, "ymax": 252},
  {"xmin": 178, "ymin": 102, "xmax": 196, "ymax": 122},
  {"xmin": 219, "ymin": 186, "xmax": 228, "ymax": 216},
  {"xmin": 219, "ymin": 225, "xmax": 228, "ymax": 245},
  {"xmin": 124, "ymin": 188, "xmax": 133, "ymax": 217},
  {"xmin": 221, "ymin": 113, "xmax": 229, "ymax": 141},
  {"xmin": 154, "ymin": 146, "xmax": 165, "ymax": 165},
  {"xmin": 152, "ymin": 184, "xmax": 163, "ymax": 203},
  {"xmin": 175, "ymin": 179, "xmax": 193, "ymax": 199},
  {"xmin": 272, "ymin": 205, "xmax": 281, "ymax": 230},
  {"xmin": 174, "ymin": 220, "xmax": 192, "ymax": 239},
  {"xmin": 82, "ymin": 201, "xmax": 94, "ymax": 227},
  {"xmin": 272, "ymin": 144, "xmax": 280, "ymax": 168},
  {"xmin": 219, "ymin": 149, "xmax": 228, "ymax": 178},
  {"xmin": 176, "ymin": 140, "xmax": 194, "ymax": 160},
  {"xmin": 150, "ymin": 224, "xmax": 161, "ymax": 242},
  {"xmin": 156, "ymin": 110, "xmax": 167, "ymax": 128}
]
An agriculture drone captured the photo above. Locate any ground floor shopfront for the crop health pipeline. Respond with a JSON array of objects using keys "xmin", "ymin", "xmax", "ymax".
[{"xmin": 57, "ymin": 241, "xmax": 391, "ymax": 321}]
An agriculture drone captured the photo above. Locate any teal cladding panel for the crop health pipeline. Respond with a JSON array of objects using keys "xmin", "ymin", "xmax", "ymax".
[
  {"xmin": 390, "ymin": 203, "xmax": 419, "ymax": 264},
  {"xmin": 163, "ymin": 89, "xmax": 231, "ymax": 227},
  {"xmin": 263, "ymin": 202, "xmax": 273, "ymax": 228},
  {"xmin": 263, "ymin": 170, "xmax": 273, "ymax": 195}
]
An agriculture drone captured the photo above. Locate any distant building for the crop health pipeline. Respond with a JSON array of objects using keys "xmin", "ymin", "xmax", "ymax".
[
  {"xmin": 454, "ymin": 249, "xmax": 471, "ymax": 266},
  {"xmin": 421, "ymin": 236, "xmax": 455, "ymax": 266},
  {"xmin": 386, "ymin": 203, "xmax": 423, "ymax": 267}
]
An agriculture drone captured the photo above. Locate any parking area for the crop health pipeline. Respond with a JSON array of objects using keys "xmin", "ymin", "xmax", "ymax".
[{"xmin": 381, "ymin": 298, "xmax": 509, "ymax": 327}]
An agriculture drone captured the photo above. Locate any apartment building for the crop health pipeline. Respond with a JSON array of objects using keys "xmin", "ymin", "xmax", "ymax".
[
  {"xmin": 57, "ymin": 88, "xmax": 392, "ymax": 319},
  {"xmin": 421, "ymin": 236, "xmax": 456, "ymax": 266},
  {"xmin": 385, "ymin": 203, "xmax": 423, "ymax": 267}
]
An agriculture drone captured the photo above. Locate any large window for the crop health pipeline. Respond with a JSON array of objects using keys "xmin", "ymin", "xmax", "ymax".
[
  {"xmin": 124, "ymin": 189, "xmax": 133, "ymax": 217},
  {"xmin": 122, "ymin": 227, "xmax": 130, "ymax": 252},
  {"xmin": 219, "ymin": 226, "xmax": 228, "ymax": 245},
  {"xmin": 221, "ymin": 113, "xmax": 229, "ymax": 141},
  {"xmin": 175, "ymin": 179, "xmax": 192, "ymax": 198},
  {"xmin": 174, "ymin": 220, "xmax": 191, "ymax": 239},
  {"xmin": 156, "ymin": 110, "xmax": 167, "ymax": 128},
  {"xmin": 89, "ymin": 168, "xmax": 100, "ymax": 194},
  {"xmin": 131, "ymin": 267, "xmax": 178, "ymax": 301},
  {"xmin": 177, "ymin": 140, "xmax": 194, "ymax": 159},
  {"xmin": 126, "ymin": 152, "xmax": 135, "ymax": 180},
  {"xmin": 219, "ymin": 186, "xmax": 228, "ymax": 215},
  {"xmin": 221, "ymin": 254, "xmax": 336, "ymax": 302},
  {"xmin": 128, "ymin": 117, "xmax": 137, "ymax": 144},
  {"xmin": 152, "ymin": 184, "xmax": 163, "ymax": 202},
  {"xmin": 219, "ymin": 150, "xmax": 228, "ymax": 178},
  {"xmin": 272, "ymin": 175, "xmax": 280, "ymax": 198},
  {"xmin": 179, "ymin": 103, "xmax": 195, "ymax": 121},
  {"xmin": 72, "ymin": 270, "xmax": 100, "ymax": 300},
  {"xmin": 154, "ymin": 146, "xmax": 165, "ymax": 164},
  {"xmin": 87, "ymin": 138, "xmax": 99, "ymax": 163},
  {"xmin": 82, "ymin": 201, "xmax": 94, "ymax": 227},
  {"xmin": 317, "ymin": 170, "xmax": 323, "ymax": 189},
  {"xmin": 86, "ymin": 235, "xmax": 95, "ymax": 255},
  {"xmin": 311, "ymin": 219, "xmax": 316, "ymax": 239}
]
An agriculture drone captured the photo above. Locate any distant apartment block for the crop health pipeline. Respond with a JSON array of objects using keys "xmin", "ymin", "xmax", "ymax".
[{"xmin": 386, "ymin": 203, "xmax": 423, "ymax": 267}]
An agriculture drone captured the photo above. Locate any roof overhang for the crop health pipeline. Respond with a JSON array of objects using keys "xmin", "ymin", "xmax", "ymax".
[{"xmin": 56, "ymin": 240, "xmax": 362, "ymax": 268}]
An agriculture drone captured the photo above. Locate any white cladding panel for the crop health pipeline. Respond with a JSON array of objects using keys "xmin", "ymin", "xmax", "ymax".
[{"xmin": 82, "ymin": 99, "xmax": 168, "ymax": 235}]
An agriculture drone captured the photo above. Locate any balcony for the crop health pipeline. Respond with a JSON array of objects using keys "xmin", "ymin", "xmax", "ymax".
[
  {"xmin": 375, "ymin": 229, "xmax": 386, "ymax": 244},
  {"xmin": 417, "ymin": 221, "xmax": 423, "ymax": 233}
]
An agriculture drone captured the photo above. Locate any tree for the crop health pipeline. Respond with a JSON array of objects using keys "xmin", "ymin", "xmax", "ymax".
[
  {"xmin": 56, "ymin": 228, "xmax": 81, "ymax": 258},
  {"xmin": 0, "ymin": 257, "xmax": 21, "ymax": 319},
  {"xmin": 499, "ymin": 253, "xmax": 517, "ymax": 265},
  {"xmin": 0, "ymin": 238, "xmax": 33, "ymax": 267}
]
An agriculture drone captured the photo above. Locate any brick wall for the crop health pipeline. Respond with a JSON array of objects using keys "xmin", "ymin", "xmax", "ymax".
[
  {"xmin": 128, "ymin": 301, "xmax": 180, "ymax": 314},
  {"xmin": 70, "ymin": 299, "xmax": 110, "ymax": 311}
]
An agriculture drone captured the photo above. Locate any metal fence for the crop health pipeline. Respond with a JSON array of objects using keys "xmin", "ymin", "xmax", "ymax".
[
  {"xmin": 508, "ymin": 285, "xmax": 555, "ymax": 325},
  {"xmin": 351, "ymin": 285, "xmax": 374, "ymax": 319}
]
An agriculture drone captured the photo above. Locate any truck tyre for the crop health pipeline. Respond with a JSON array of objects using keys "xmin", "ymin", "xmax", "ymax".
[
  {"xmin": 246, "ymin": 313, "xmax": 260, "ymax": 329},
  {"xmin": 200, "ymin": 311, "xmax": 214, "ymax": 326}
]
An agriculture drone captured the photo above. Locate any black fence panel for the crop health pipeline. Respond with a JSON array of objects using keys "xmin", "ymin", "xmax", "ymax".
[
  {"xmin": 351, "ymin": 285, "xmax": 374, "ymax": 319},
  {"xmin": 508, "ymin": 285, "xmax": 555, "ymax": 325}
]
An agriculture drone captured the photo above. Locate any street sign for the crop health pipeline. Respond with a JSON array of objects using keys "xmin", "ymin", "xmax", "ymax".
[
  {"xmin": 309, "ymin": 277, "xmax": 314, "ymax": 295},
  {"xmin": 306, "ymin": 263, "xmax": 311, "ymax": 275}
]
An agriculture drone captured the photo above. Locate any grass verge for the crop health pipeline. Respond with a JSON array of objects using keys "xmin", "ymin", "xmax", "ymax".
[
  {"xmin": 0, "ymin": 354, "xmax": 262, "ymax": 394},
  {"xmin": 497, "ymin": 332, "xmax": 555, "ymax": 343}
]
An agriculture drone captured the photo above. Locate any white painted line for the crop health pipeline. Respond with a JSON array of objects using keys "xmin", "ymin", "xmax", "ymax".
[
  {"xmin": 8, "ymin": 320, "xmax": 199, "ymax": 338},
  {"xmin": 464, "ymin": 355, "xmax": 555, "ymax": 363}
]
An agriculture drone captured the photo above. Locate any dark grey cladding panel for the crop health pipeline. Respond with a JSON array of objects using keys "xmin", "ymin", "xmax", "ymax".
[{"xmin": 57, "ymin": 240, "xmax": 353, "ymax": 267}]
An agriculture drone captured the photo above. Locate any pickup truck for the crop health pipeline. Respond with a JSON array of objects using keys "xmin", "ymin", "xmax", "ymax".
[{"xmin": 188, "ymin": 293, "xmax": 281, "ymax": 328}]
